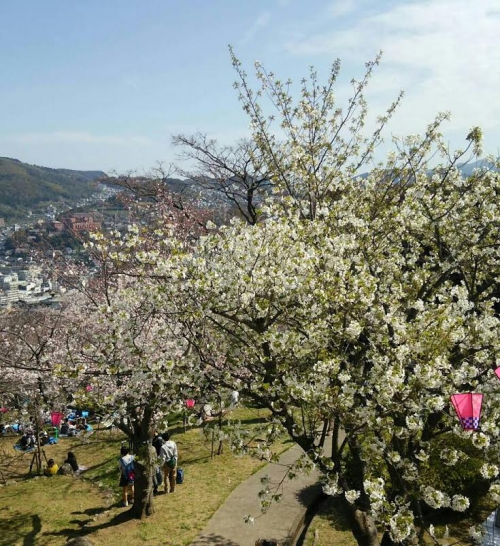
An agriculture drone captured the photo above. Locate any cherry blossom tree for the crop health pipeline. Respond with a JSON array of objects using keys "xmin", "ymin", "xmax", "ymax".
[
  {"xmin": 151, "ymin": 55, "xmax": 500, "ymax": 545},
  {"xmin": 50, "ymin": 187, "xmax": 209, "ymax": 519},
  {"xmin": 0, "ymin": 307, "xmax": 69, "ymax": 473},
  {"xmin": 53, "ymin": 268, "xmax": 196, "ymax": 518},
  {"xmin": 0, "ymin": 307, "xmax": 66, "ymax": 412}
]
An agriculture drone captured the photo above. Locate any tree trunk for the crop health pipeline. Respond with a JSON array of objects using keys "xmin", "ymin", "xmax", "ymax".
[
  {"xmin": 352, "ymin": 508, "xmax": 379, "ymax": 546},
  {"xmin": 318, "ymin": 418, "xmax": 329, "ymax": 449},
  {"xmin": 339, "ymin": 497, "xmax": 379, "ymax": 546},
  {"xmin": 127, "ymin": 412, "xmax": 156, "ymax": 519},
  {"xmin": 129, "ymin": 442, "xmax": 158, "ymax": 519},
  {"xmin": 130, "ymin": 461, "xmax": 155, "ymax": 519}
]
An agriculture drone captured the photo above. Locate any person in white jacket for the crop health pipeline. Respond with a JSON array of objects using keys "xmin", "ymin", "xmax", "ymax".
[{"xmin": 159, "ymin": 432, "xmax": 178, "ymax": 493}]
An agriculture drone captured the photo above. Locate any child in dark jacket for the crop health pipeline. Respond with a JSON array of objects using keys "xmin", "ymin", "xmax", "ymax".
[{"xmin": 64, "ymin": 452, "xmax": 79, "ymax": 472}]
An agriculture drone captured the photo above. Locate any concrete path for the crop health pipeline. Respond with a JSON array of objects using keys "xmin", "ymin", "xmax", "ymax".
[{"xmin": 191, "ymin": 437, "xmax": 332, "ymax": 546}]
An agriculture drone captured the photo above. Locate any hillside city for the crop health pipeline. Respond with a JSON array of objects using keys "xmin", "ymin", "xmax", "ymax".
[{"xmin": 0, "ymin": 184, "xmax": 118, "ymax": 307}]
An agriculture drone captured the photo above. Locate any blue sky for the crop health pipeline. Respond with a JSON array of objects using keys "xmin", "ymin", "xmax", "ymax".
[{"xmin": 0, "ymin": 0, "xmax": 499, "ymax": 172}]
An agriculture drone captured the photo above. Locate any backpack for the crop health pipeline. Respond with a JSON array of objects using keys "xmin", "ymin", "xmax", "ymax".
[
  {"xmin": 121, "ymin": 457, "xmax": 135, "ymax": 481},
  {"xmin": 176, "ymin": 467, "xmax": 184, "ymax": 484},
  {"xmin": 166, "ymin": 456, "xmax": 177, "ymax": 469}
]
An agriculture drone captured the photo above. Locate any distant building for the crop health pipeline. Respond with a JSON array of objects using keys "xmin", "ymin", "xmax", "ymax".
[
  {"xmin": 62, "ymin": 213, "xmax": 101, "ymax": 232},
  {"xmin": 0, "ymin": 273, "xmax": 20, "ymax": 306},
  {"xmin": 49, "ymin": 221, "xmax": 64, "ymax": 232}
]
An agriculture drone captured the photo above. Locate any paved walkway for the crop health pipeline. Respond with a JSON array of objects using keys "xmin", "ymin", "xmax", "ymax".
[{"xmin": 191, "ymin": 436, "xmax": 332, "ymax": 546}]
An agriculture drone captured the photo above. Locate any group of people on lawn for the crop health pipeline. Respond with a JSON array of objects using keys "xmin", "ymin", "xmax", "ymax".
[
  {"xmin": 118, "ymin": 432, "xmax": 178, "ymax": 507},
  {"xmin": 44, "ymin": 451, "xmax": 79, "ymax": 476},
  {"xmin": 60, "ymin": 417, "xmax": 93, "ymax": 436},
  {"xmin": 15, "ymin": 429, "xmax": 57, "ymax": 451}
]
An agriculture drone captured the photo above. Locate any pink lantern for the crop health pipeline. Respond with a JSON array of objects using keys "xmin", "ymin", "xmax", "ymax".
[
  {"xmin": 450, "ymin": 393, "xmax": 483, "ymax": 431},
  {"xmin": 185, "ymin": 399, "xmax": 195, "ymax": 409},
  {"xmin": 85, "ymin": 385, "xmax": 93, "ymax": 392},
  {"xmin": 50, "ymin": 411, "xmax": 64, "ymax": 427}
]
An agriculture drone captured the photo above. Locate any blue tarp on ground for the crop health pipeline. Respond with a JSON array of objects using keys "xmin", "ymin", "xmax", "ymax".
[{"xmin": 13, "ymin": 445, "xmax": 35, "ymax": 453}]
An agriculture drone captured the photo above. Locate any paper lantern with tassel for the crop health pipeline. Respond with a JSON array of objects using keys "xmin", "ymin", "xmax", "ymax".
[{"xmin": 450, "ymin": 393, "xmax": 483, "ymax": 431}]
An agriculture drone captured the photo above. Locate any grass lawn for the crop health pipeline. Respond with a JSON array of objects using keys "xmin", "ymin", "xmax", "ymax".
[
  {"xmin": 0, "ymin": 406, "xmax": 291, "ymax": 546},
  {"xmin": 303, "ymin": 497, "xmax": 358, "ymax": 546}
]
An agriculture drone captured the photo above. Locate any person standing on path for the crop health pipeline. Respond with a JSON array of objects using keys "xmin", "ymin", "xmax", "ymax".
[{"xmin": 159, "ymin": 432, "xmax": 178, "ymax": 494}]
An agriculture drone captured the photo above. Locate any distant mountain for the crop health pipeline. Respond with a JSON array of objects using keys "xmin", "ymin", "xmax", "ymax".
[
  {"xmin": 457, "ymin": 158, "xmax": 498, "ymax": 177},
  {"xmin": 0, "ymin": 157, "xmax": 106, "ymax": 221},
  {"xmin": 355, "ymin": 158, "xmax": 498, "ymax": 181}
]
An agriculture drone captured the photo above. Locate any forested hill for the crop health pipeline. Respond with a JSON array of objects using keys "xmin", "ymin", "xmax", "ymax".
[{"xmin": 0, "ymin": 157, "xmax": 106, "ymax": 220}]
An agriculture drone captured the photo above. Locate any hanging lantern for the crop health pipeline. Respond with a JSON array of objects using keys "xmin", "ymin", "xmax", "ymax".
[
  {"xmin": 450, "ymin": 393, "xmax": 483, "ymax": 431},
  {"xmin": 185, "ymin": 399, "xmax": 195, "ymax": 409}
]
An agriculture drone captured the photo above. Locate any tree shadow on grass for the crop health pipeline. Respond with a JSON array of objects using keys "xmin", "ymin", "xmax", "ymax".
[
  {"xmin": 309, "ymin": 495, "xmax": 354, "ymax": 532},
  {"xmin": 78, "ymin": 455, "xmax": 117, "ymax": 475},
  {"xmin": 23, "ymin": 514, "xmax": 41, "ymax": 546},
  {"xmin": 181, "ymin": 454, "xmax": 211, "ymax": 465},
  {"xmin": 71, "ymin": 506, "xmax": 112, "ymax": 517},
  {"xmin": 42, "ymin": 506, "xmax": 134, "ymax": 542},
  {"xmin": 0, "ymin": 511, "xmax": 41, "ymax": 546}
]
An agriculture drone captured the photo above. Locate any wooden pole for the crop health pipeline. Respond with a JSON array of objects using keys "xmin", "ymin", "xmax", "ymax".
[
  {"xmin": 34, "ymin": 397, "xmax": 42, "ymax": 474},
  {"xmin": 217, "ymin": 392, "xmax": 223, "ymax": 456}
]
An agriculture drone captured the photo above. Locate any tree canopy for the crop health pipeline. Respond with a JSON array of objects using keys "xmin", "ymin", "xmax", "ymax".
[{"xmin": 160, "ymin": 53, "xmax": 500, "ymax": 545}]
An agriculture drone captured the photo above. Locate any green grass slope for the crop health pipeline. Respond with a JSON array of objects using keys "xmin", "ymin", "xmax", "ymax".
[{"xmin": 0, "ymin": 157, "xmax": 106, "ymax": 220}]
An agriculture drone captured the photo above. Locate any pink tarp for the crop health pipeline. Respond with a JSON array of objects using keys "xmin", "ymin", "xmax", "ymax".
[
  {"xmin": 450, "ymin": 393, "xmax": 483, "ymax": 430},
  {"xmin": 50, "ymin": 411, "xmax": 64, "ymax": 427},
  {"xmin": 495, "ymin": 367, "xmax": 500, "ymax": 381}
]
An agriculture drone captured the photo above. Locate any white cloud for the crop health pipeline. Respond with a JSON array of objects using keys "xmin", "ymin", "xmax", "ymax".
[
  {"xmin": 329, "ymin": 0, "xmax": 357, "ymax": 18},
  {"xmin": 240, "ymin": 11, "xmax": 272, "ymax": 46},
  {"xmin": 286, "ymin": 0, "xmax": 500, "ymax": 140}
]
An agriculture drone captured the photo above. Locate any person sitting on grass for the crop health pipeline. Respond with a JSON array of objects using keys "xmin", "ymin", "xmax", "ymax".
[
  {"xmin": 64, "ymin": 451, "xmax": 79, "ymax": 472},
  {"xmin": 16, "ymin": 432, "xmax": 35, "ymax": 451},
  {"xmin": 60, "ymin": 419, "xmax": 69, "ymax": 435},
  {"xmin": 45, "ymin": 459, "xmax": 59, "ymax": 476},
  {"xmin": 118, "ymin": 446, "xmax": 135, "ymax": 507}
]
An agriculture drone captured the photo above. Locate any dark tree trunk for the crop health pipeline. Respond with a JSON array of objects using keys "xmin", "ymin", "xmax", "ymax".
[
  {"xmin": 340, "ymin": 498, "xmax": 379, "ymax": 546},
  {"xmin": 118, "ymin": 408, "xmax": 156, "ymax": 519},
  {"xmin": 130, "ymin": 461, "xmax": 155, "ymax": 519},
  {"xmin": 318, "ymin": 418, "xmax": 329, "ymax": 449}
]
